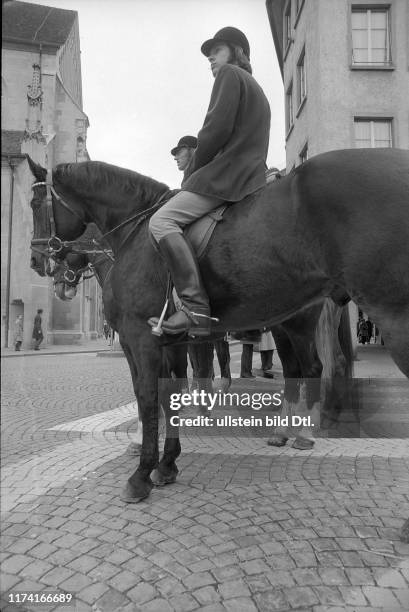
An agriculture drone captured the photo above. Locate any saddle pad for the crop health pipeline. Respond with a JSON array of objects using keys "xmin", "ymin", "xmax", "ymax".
[{"xmin": 185, "ymin": 204, "xmax": 228, "ymax": 259}]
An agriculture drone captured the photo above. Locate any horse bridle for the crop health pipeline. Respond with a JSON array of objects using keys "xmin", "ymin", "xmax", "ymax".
[
  {"xmin": 30, "ymin": 169, "xmax": 172, "ymax": 283},
  {"xmin": 31, "ymin": 169, "xmax": 87, "ymax": 259}
]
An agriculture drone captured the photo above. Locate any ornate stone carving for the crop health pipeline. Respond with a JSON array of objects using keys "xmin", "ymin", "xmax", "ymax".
[
  {"xmin": 24, "ymin": 64, "xmax": 46, "ymax": 144},
  {"xmin": 27, "ymin": 64, "xmax": 43, "ymax": 106}
]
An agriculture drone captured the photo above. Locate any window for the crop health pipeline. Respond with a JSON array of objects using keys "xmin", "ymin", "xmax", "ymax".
[
  {"xmin": 299, "ymin": 142, "xmax": 308, "ymax": 164},
  {"xmin": 296, "ymin": 47, "xmax": 307, "ymax": 109},
  {"xmin": 351, "ymin": 8, "xmax": 391, "ymax": 65},
  {"xmin": 286, "ymin": 81, "xmax": 294, "ymax": 134},
  {"xmin": 284, "ymin": 2, "xmax": 292, "ymax": 51},
  {"xmin": 354, "ymin": 119, "xmax": 392, "ymax": 147}
]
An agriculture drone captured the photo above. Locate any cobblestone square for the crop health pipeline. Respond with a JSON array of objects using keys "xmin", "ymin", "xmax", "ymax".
[{"xmin": 1, "ymin": 347, "xmax": 408, "ymax": 611}]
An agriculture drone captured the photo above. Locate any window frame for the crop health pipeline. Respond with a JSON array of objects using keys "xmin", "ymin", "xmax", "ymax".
[
  {"xmin": 285, "ymin": 79, "xmax": 294, "ymax": 138},
  {"xmin": 296, "ymin": 46, "xmax": 307, "ymax": 115},
  {"xmin": 299, "ymin": 141, "xmax": 308, "ymax": 165},
  {"xmin": 350, "ymin": 4, "xmax": 394, "ymax": 69},
  {"xmin": 353, "ymin": 117, "xmax": 393, "ymax": 148},
  {"xmin": 283, "ymin": 0, "xmax": 292, "ymax": 59}
]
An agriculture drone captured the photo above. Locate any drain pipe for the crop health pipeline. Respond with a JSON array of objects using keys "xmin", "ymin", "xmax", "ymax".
[{"xmin": 4, "ymin": 157, "xmax": 15, "ymax": 348}]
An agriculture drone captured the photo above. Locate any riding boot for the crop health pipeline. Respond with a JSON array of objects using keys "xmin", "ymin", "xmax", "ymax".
[{"xmin": 150, "ymin": 232, "xmax": 211, "ymax": 336}]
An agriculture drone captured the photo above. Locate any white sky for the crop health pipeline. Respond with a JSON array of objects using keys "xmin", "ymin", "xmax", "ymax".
[{"xmin": 25, "ymin": 0, "xmax": 285, "ymax": 189}]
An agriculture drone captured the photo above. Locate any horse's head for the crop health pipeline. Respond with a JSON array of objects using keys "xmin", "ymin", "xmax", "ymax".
[{"xmin": 27, "ymin": 156, "xmax": 87, "ymax": 277}]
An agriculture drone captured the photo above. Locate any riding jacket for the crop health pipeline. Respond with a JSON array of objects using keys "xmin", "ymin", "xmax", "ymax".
[{"xmin": 182, "ymin": 63, "xmax": 271, "ymax": 202}]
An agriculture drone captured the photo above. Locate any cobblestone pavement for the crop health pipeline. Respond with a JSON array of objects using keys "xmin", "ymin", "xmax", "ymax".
[{"xmin": 1, "ymin": 349, "xmax": 409, "ymax": 612}]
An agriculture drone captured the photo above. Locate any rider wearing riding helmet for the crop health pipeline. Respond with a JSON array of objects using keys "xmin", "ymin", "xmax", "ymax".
[
  {"xmin": 149, "ymin": 27, "xmax": 271, "ymax": 337},
  {"xmin": 171, "ymin": 135, "xmax": 198, "ymax": 178}
]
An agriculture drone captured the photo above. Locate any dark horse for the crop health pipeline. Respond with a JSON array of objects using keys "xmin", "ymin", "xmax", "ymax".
[
  {"xmin": 49, "ymin": 223, "xmax": 352, "ymax": 446},
  {"xmin": 28, "ymin": 148, "xmax": 409, "ymax": 503},
  {"xmin": 44, "ymin": 194, "xmax": 354, "ymax": 448}
]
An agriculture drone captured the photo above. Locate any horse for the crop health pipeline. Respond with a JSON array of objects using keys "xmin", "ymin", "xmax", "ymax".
[
  {"xmin": 44, "ymin": 186, "xmax": 354, "ymax": 449},
  {"xmin": 27, "ymin": 148, "xmax": 409, "ymax": 504}
]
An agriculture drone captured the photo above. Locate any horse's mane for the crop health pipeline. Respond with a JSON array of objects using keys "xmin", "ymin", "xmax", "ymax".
[{"xmin": 53, "ymin": 161, "xmax": 170, "ymax": 209}]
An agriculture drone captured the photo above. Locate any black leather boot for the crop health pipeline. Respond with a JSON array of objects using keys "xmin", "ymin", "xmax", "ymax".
[{"xmin": 149, "ymin": 232, "xmax": 212, "ymax": 336}]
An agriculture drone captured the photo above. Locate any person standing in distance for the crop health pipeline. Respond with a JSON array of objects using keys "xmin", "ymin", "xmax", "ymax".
[{"xmin": 32, "ymin": 308, "xmax": 44, "ymax": 350}]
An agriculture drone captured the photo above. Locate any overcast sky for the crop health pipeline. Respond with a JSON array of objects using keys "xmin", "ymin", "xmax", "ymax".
[{"xmin": 25, "ymin": 0, "xmax": 285, "ymax": 188}]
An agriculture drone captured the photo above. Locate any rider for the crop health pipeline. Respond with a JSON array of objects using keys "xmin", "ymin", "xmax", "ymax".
[
  {"xmin": 171, "ymin": 135, "xmax": 197, "ymax": 177},
  {"xmin": 171, "ymin": 133, "xmax": 232, "ymax": 383},
  {"xmin": 149, "ymin": 27, "xmax": 271, "ymax": 336}
]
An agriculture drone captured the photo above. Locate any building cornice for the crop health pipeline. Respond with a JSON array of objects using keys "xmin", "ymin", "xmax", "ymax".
[{"xmin": 2, "ymin": 38, "xmax": 59, "ymax": 53}]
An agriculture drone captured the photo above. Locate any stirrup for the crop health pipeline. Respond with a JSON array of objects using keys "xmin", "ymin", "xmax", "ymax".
[{"xmin": 150, "ymin": 299, "xmax": 169, "ymax": 336}]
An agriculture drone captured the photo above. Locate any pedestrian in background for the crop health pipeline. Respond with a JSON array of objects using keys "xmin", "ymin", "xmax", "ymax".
[
  {"xmin": 103, "ymin": 319, "xmax": 110, "ymax": 341},
  {"xmin": 32, "ymin": 309, "xmax": 44, "ymax": 350},
  {"xmin": 238, "ymin": 329, "xmax": 262, "ymax": 378},
  {"xmin": 14, "ymin": 315, "xmax": 23, "ymax": 351},
  {"xmin": 358, "ymin": 316, "xmax": 369, "ymax": 345},
  {"xmin": 258, "ymin": 327, "xmax": 276, "ymax": 378}
]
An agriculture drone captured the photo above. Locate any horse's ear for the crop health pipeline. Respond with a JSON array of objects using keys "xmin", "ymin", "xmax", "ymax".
[{"xmin": 26, "ymin": 155, "xmax": 47, "ymax": 182}]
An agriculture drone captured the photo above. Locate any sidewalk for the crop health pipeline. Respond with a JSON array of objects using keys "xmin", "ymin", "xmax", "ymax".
[
  {"xmin": 354, "ymin": 344, "xmax": 405, "ymax": 378},
  {"xmin": 1, "ymin": 337, "xmax": 112, "ymax": 358}
]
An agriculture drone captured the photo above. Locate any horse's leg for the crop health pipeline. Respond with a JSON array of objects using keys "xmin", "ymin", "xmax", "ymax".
[
  {"xmin": 215, "ymin": 338, "xmax": 232, "ymax": 391},
  {"xmin": 121, "ymin": 325, "xmax": 162, "ymax": 503},
  {"xmin": 279, "ymin": 314, "xmax": 324, "ymax": 449},
  {"xmin": 188, "ymin": 344, "xmax": 200, "ymax": 390},
  {"xmin": 316, "ymin": 301, "xmax": 357, "ymax": 427},
  {"xmin": 151, "ymin": 345, "xmax": 184, "ymax": 486},
  {"xmin": 194, "ymin": 342, "xmax": 215, "ymax": 413},
  {"xmin": 268, "ymin": 326, "xmax": 302, "ymax": 447},
  {"xmin": 120, "ymin": 339, "xmax": 143, "ymax": 455}
]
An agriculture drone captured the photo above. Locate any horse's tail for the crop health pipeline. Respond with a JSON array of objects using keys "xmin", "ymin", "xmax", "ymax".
[{"xmin": 338, "ymin": 305, "xmax": 354, "ymax": 378}]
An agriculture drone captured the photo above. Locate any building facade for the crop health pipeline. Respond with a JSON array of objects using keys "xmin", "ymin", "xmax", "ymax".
[
  {"xmin": 266, "ymin": 0, "xmax": 409, "ymax": 168},
  {"xmin": 266, "ymin": 0, "xmax": 409, "ymax": 343},
  {"xmin": 2, "ymin": 0, "xmax": 103, "ymax": 349}
]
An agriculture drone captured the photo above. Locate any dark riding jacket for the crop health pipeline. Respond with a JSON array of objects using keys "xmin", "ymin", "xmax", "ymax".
[{"xmin": 182, "ymin": 64, "xmax": 271, "ymax": 202}]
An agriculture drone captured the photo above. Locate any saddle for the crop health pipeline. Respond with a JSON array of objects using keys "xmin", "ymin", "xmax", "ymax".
[{"xmin": 185, "ymin": 204, "xmax": 228, "ymax": 259}]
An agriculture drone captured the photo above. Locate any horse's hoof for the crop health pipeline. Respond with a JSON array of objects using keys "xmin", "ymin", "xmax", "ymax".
[
  {"xmin": 151, "ymin": 468, "xmax": 177, "ymax": 487},
  {"xmin": 400, "ymin": 518, "xmax": 409, "ymax": 543},
  {"xmin": 120, "ymin": 480, "xmax": 151, "ymax": 503},
  {"xmin": 267, "ymin": 435, "xmax": 288, "ymax": 447},
  {"xmin": 292, "ymin": 437, "xmax": 314, "ymax": 450},
  {"xmin": 126, "ymin": 442, "xmax": 142, "ymax": 456}
]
